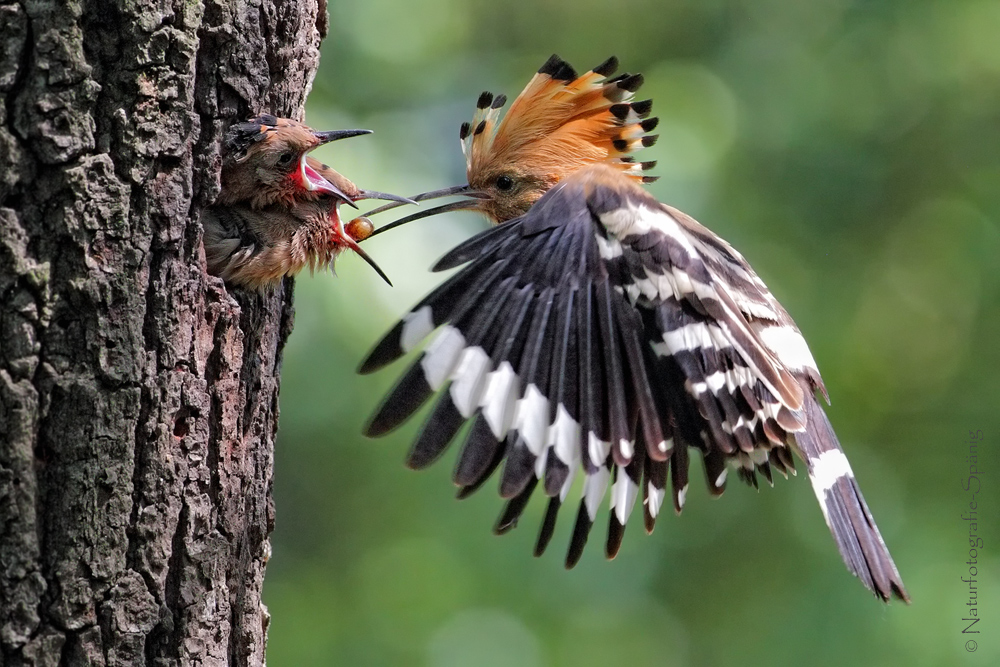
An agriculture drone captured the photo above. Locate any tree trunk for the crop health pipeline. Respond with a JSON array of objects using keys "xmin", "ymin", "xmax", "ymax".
[{"xmin": 0, "ymin": 1, "xmax": 327, "ymax": 664}]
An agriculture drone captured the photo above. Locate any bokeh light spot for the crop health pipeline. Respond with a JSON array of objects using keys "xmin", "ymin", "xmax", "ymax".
[
  {"xmin": 642, "ymin": 62, "xmax": 738, "ymax": 178},
  {"xmin": 427, "ymin": 608, "xmax": 542, "ymax": 667}
]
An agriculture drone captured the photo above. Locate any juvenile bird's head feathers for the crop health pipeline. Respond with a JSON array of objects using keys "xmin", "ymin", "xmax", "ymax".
[
  {"xmin": 218, "ymin": 114, "xmax": 372, "ymax": 209},
  {"xmin": 207, "ymin": 115, "xmax": 413, "ymax": 289}
]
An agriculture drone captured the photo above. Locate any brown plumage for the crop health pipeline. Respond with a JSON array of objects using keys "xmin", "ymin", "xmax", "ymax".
[
  {"xmin": 465, "ymin": 55, "xmax": 658, "ymax": 222},
  {"xmin": 203, "ymin": 199, "xmax": 365, "ymax": 289},
  {"xmin": 204, "ymin": 114, "xmax": 413, "ymax": 290},
  {"xmin": 364, "ymin": 54, "xmax": 659, "ymax": 235},
  {"xmin": 217, "ymin": 114, "xmax": 370, "ymax": 209}
]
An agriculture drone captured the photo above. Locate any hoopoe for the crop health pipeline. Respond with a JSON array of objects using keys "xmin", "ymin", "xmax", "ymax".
[
  {"xmin": 204, "ymin": 114, "xmax": 413, "ymax": 289},
  {"xmin": 359, "ymin": 56, "xmax": 908, "ymax": 602},
  {"xmin": 362, "ymin": 54, "xmax": 658, "ymax": 233}
]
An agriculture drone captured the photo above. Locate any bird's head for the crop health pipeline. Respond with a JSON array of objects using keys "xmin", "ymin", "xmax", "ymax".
[
  {"xmin": 219, "ymin": 115, "xmax": 372, "ymax": 209},
  {"xmin": 365, "ymin": 55, "xmax": 659, "ymax": 237}
]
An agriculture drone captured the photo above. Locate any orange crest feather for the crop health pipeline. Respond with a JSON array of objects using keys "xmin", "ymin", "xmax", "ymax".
[{"xmin": 463, "ymin": 55, "xmax": 660, "ymax": 186}]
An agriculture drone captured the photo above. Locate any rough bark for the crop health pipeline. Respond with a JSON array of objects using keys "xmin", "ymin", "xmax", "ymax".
[{"xmin": 0, "ymin": 1, "xmax": 328, "ymax": 664}]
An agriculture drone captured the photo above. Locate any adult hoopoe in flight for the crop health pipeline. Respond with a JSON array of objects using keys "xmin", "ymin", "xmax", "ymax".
[
  {"xmin": 359, "ymin": 55, "xmax": 908, "ymax": 602},
  {"xmin": 204, "ymin": 114, "xmax": 414, "ymax": 289}
]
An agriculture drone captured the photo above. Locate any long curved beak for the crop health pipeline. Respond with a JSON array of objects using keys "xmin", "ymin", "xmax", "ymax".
[
  {"xmin": 347, "ymin": 240, "xmax": 393, "ymax": 287},
  {"xmin": 362, "ymin": 184, "xmax": 488, "ymax": 217},
  {"xmin": 362, "ymin": 184, "xmax": 488, "ymax": 240},
  {"xmin": 357, "ymin": 190, "xmax": 419, "ymax": 207},
  {"xmin": 299, "ymin": 130, "xmax": 373, "ymax": 206},
  {"xmin": 334, "ymin": 221, "xmax": 393, "ymax": 287},
  {"xmin": 312, "ymin": 129, "xmax": 373, "ymax": 144}
]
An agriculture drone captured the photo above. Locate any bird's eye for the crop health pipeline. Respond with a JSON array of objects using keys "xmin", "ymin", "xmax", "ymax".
[
  {"xmin": 496, "ymin": 175, "xmax": 515, "ymax": 191},
  {"xmin": 277, "ymin": 152, "xmax": 294, "ymax": 166}
]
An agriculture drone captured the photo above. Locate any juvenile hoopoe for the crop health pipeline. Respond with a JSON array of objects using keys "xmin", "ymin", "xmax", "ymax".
[
  {"xmin": 360, "ymin": 56, "xmax": 908, "ymax": 602},
  {"xmin": 204, "ymin": 114, "xmax": 413, "ymax": 289}
]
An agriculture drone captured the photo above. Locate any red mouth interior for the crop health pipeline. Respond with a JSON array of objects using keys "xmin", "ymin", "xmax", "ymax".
[{"xmin": 300, "ymin": 155, "xmax": 328, "ymax": 192}]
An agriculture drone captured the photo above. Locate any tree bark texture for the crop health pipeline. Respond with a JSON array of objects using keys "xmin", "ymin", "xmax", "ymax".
[{"xmin": 0, "ymin": 1, "xmax": 328, "ymax": 664}]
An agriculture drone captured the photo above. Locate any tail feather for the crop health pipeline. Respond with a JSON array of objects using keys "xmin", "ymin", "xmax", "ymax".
[{"xmin": 794, "ymin": 394, "xmax": 909, "ymax": 603}]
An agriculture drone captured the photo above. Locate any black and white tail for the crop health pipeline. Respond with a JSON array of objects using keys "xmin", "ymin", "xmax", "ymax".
[{"xmin": 794, "ymin": 393, "xmax": 909, "ymax": 602}]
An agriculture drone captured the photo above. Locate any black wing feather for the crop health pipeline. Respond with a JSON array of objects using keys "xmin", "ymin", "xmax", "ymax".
[{"xmin": 361, "ymin": 166, "xmax": 907, "ymax": 601}]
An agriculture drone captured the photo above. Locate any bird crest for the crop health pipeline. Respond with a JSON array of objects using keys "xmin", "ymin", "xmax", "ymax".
[
  {"xmin": 462, "ymin": 55, "xmax": 659, "ymax": 193},
  {"xmin": 364, "ymin": 55, "xmax": 661, "ymax": 233},
  {"xmin": 224, "ymin": 114, "xmax": 283, "ymax": 160}
]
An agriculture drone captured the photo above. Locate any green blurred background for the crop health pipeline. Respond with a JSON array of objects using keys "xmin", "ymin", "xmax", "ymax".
[{"xmin": 264, "ymin": 1, "xmax": 1000, "ymax": 664}]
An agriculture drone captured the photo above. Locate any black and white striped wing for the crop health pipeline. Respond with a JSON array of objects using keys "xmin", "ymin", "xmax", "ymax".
[
  {"xmin": 591, "ymin": 181, "xmax": 907, "ymax": 601},
  {"xmin": 360, "ymin": 166, "xmax": 908, "ymax": 602}
]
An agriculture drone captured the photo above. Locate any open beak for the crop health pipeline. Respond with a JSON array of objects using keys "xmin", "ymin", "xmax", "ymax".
[
  {"xmin": 332, "ymin": 218, "xmax": 393, "ymax": 287},
  {"xmin": 362, "ymin": 184, "xmax": 489, "ymax": 240},
  {"xmin": 348, "ymin": 240, "xmax": 393, "ymax": 287},
  {"xmin": 299, "ymin": 169, "xmax": 418, "ymax": 210},
  {"xmin": 299, "ymin": 155, "xmax": 358, "ymax": 205},
  {"xmin": 298, "ymin": 129, "xmax": 375, "ymax": 206}
]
